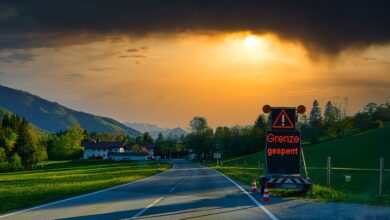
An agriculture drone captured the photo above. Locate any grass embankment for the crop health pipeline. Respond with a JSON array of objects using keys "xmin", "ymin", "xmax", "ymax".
[
  {"xmin": 0, "ymin": 160, "xmax": 171, "ymax": 213},
  {"xmin": 207, "ymin": 124, "xmax": 390, "ymax": 205}
]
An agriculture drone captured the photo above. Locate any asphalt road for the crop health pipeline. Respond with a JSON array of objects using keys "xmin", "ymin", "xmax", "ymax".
[
  {"xmin": 0, "ymin": 159, "xmax": 276, "ymax": 220},
  {"xmin": 2, "ymin": 159, "xmax": 390, "ymax": 220}
]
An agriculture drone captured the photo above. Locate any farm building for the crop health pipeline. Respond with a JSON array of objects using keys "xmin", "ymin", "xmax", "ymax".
[
  {"xmin": 83, "ymin": 141, "xmax": 154, "ymax": 160},
  {"xmin": 83, "ymin": 141, "xmax": 125, "ymax": 159}
]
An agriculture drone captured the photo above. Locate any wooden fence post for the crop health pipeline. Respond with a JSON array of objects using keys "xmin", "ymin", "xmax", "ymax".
[
  {"xmin": 327, "ymin": 156, "xmax": 331, "ymax": 188},
  {"xmin": 379, "ymin": 157, "xmax": 384, "ymax": 196}
]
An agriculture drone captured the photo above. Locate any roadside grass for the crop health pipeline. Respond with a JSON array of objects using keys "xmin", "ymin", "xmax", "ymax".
[
  {"xmin": 209, "ymin": 164, "xmax": 390, "ymax": 205},
  {"xmin": 0, "ymin": 160, "xmax": 171, "ymax": 213},
  {"xmin": 205, "ymin": 124, "xmax": 390, "ymax": 205}
]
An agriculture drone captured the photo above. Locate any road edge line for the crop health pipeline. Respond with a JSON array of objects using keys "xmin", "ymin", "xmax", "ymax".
[
  {"xmin": 211, "ymin": 168, "xmax": 279, "ymax": 220},
  {"xmin": 0, "ymin": 161, "xmax": 175, "ymax": 219}
]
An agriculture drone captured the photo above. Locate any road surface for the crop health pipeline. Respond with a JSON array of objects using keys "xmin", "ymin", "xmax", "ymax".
[
  {"xmin": 1, "ymin": 159, "xmax": 389, "ymax": 220},
  {"xmin": 0, "ymin": 160, "xmax": 276, "ymax": 220}
]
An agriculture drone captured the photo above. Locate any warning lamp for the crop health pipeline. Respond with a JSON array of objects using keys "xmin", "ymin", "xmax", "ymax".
[
  {"xmin": 297, "ymin": 105, "xmax": 306, "ymax": 114},
  {"xmin": 262, "ymin": 105, "xmax": 272, "ymax": 113}
]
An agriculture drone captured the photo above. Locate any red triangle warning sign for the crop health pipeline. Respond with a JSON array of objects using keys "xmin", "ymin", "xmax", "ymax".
[{"xmin": 272, "ymin": 109, "xmax": 294, "ymax": 129}]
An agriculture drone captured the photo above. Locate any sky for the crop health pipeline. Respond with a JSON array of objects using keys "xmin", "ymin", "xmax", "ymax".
[{"xmin": 0, "ymin": 1, "xmax": 389, "ymax": 129}]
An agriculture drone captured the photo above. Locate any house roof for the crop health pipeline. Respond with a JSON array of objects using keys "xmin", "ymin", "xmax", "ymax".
[
  {"xmin": 83, "ymin": 141, "xmax": 126, "ymax": 149},
  {"xmin": 108, "ymin": 152, "xmax": 148, "ymax": 157}
]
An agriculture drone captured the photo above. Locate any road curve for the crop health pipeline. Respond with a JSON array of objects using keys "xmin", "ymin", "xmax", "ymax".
[{"xmin": 0, "ymin": 159, "xmax": 276, "ymax": 220}]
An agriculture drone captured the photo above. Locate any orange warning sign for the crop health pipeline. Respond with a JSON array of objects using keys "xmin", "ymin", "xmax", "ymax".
[{"xmin": 272, "ymin": 108, "xmax": 295, "ymax": 129}]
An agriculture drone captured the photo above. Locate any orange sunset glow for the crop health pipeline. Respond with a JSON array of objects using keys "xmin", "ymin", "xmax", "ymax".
[{"xmin": 2, "ymin": 32, "xmax": 389, "ymax": 128}]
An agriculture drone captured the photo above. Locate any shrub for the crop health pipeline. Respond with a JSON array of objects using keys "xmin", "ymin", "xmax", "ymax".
[
  {"xmin": 374, "ymin": 120, "xmax": 384, "ymax": 129},
  {"xmin": 8, "ymin": 153, "xmax": 23, "ymax": 171}
]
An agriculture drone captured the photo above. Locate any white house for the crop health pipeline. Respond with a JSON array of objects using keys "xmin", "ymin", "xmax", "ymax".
[{"xmin": 83, "ymin": 141, "xmax": 125, "ymax": 159}]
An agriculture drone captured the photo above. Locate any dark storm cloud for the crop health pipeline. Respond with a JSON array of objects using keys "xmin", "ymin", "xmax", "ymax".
[
  {"xmin": 0, "ymin": 52, "xmax": 37, "ymax": 63},
  {"xmin": 0, "ymin": 0, "xmax": 389, "ymax": 54}
]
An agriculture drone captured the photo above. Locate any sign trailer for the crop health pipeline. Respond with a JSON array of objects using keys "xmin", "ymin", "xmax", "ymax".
[{"xmin": 260, "ymin": 105, "xmax": 312, "ymax": 194}]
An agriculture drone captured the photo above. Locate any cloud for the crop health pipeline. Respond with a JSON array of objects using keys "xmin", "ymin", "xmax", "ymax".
[
  {"xmin": 65, "ymin": 73, "xmax": 84, "ymax": 78},
  {"xmin": 90, "ymin": 67, "xmax": 115, "ymax": 72},
  {"xmin": 0, "ymin": 1, "xmax": 389, "ymax": 55},
  {"xmin": 127, "ymin": 48, "xmax": 139, "ymax": 53},
  {"xmin": 310, "ymin": 77, "xmax": 390, "ymax": 90},
  {"xmin": 118, "ymin": 54, "xmax": 147, "ymax": 58},
  {"xmin": 0, "ymin": 52, "xmax": 37, "ymax": 63}
]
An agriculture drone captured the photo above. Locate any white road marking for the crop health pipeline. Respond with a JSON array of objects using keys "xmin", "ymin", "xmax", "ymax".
[
  {"xmin": 132, "ymin": 171, "xmax": 184, "ymax": 218},
  {"xmin": 0, "ymin": 162, "xmax": 175, "ymax": 219},
  {"xmin": 211, "ymin": 168, "xmax": 279, "ymax": 220},
  {"xmin": 131, "ymin": 197, "xmax": 163, "ymax": 219},
  {"xmin": 169, "ymin": 178, "xmax": 185, "ymax": 192}
]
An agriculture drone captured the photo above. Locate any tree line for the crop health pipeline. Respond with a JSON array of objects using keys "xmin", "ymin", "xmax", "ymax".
[
  {"xmin": 169, "ymin": 99, "xmax": 390, "ymax": 161},
  {"xmin": 0, "ymin": 99, "xmax": 389, "ymax": 171},
  {"xmin": 0, "ymin": 115, "xmax": 157, "ymax": 171}
]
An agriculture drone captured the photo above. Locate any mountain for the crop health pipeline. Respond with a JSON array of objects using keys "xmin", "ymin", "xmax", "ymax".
[
  {"xmin": 125, "ymin": 122, "xmax": 187, "ymax": 139},
  {"xmin": 0, "ymin": 85, "xmax": 141, "ymax": 137},
  {"xmin": 166, "ymin": 127, "xmax": 188, "ymax": 138}
]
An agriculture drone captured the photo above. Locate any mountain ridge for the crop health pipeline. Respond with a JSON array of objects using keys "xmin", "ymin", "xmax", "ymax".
[
  {"xmin": 125, "ymin": 122, "xmax": 187, "ymax": 139},
  {"xmin": 0, "ymin": 85, "xmax": 141, "ymax": 137}
]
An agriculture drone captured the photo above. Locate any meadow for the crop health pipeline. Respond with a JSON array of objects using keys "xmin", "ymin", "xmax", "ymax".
[
  {"xmin": 205, "ymin": 123, "xmax": 390, "ymax": 205},
  {"xmin": 0, "ymin": 160, "xmax": 171, "ymax": 213}
]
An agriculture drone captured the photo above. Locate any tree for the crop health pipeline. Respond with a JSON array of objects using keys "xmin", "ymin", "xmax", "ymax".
[
  {"xmin": 0, "ymin": 147, "xmax": 7, "ymax": 171},
  {"xmin": 15, "ymin": 118, "xmax": 39, "ymax": 169},
  {"xmin": 364, "ymin": 102, "xmax": 378, "ymax": 117},
  {"xmin": 354, "ymin": 112, "xmax": 376, "ymax": 132},
  {"xmin": 215, "ymin": 127, "xmax": 230, "ymax": 155},
  {"xmin": 189, "ymin": 116, "xmax": 208, "ymax": 133},
  {"xmin": 47, "ymin": 123, "xmax": 84, "ymax": 160},
  {"xmin": 254, "ymin": 114, "xmax": 268, "ymax": 130},
  {"xmin": 130, "ymin": 144, "xmax": 139, "ymax": 152},
  {"xmin": 323, "ymin": 101, "xmax": 335, "ymax": 123},
  {"xmin": 333, "ymin": 96, "xmax": 350, "ymax": 120},
  {"xmin": 141, "ymin": 132, "xmax": 154, "ymax": 145},
  {"xmin": 154, "ymin": 133, "xmax": 165, "ymax": 156},
  {"xmin": 8, "ymin": 153, "xmax": 23, "ymax": 171},
  {"xmin": 309, "ymin": 100, "xmax": 322, "ymax": 127}
]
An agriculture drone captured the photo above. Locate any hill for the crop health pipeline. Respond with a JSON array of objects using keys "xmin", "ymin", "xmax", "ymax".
[
  {"xmin": 0, "ymin": 85, "xmax": 141, "ymax": 136},
  {"xmin": 303, "ymin": 122, "xmax": 390, "ymax": 169},
  {"xmin": 222, "ymin": 123, "xmax": 390, "ymax": 169}
]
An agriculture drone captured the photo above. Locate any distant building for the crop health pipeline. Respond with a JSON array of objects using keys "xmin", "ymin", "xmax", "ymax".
[
  {"xmin": 83, "ymin": 141, "xmax": 125, "ymax": 159},
  {"xmin": 83, "ymin": 141, "xmax": 154, "ymax": 160}
]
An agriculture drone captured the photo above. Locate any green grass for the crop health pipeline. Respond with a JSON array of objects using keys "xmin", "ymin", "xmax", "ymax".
[
  {"xmin": 206, "ymin": 124, "xmax": 390, "ymax": 205},
  {"xmin": 0, "ymin": 160, "xmax": 171, "ymax": 213}
]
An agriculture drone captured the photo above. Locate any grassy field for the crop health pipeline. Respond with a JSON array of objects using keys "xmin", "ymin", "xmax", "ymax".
[
  {"xmin": 206, "ymin": 124, "xmax": 390, "ymax": 205},
  {"xmin": 0, "ymin": 160, "xmax": 171, "ymax": 213}
]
